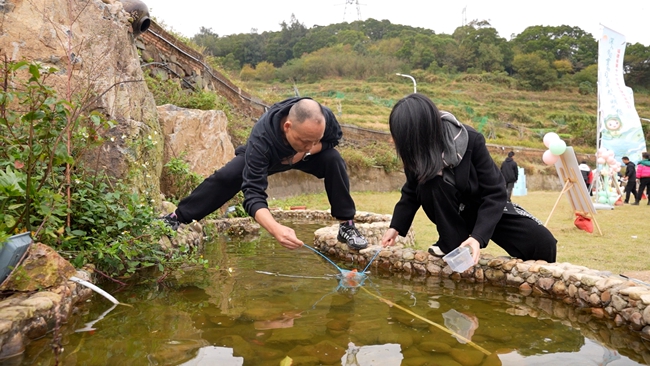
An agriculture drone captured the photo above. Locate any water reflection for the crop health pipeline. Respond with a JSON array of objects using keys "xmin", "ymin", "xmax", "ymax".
[
  {"xmin": 17, "ymin": 223, "xmax": 650, "ymax": 365},
  {"xmin": 342, "ymin": 342, "xmax": 403, "ymax": 365},
  {"xmin": 178, "ymin": 346, "xmax": 243, "ymax": 366}
]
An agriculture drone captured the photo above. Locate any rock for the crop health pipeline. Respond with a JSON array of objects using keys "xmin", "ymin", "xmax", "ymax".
[
  {"xmin": 552, "ymin": 280, "xmax": 567, "ymax": 296},
  {"xmin": 0, "ymin": 332, "xmax": 25, "ymax": 359},
  {"xmin": 449, "ymin": 348, "xmax": 485, "ymax": 366},
  {"xmin": 265, "ymin": 327, "xmax": 314, "ymax": 345},
  {"xmin": 18, "ymin": 297, "xmax": 54, "ymax": 311},
  {"xmin": 482, "ymin": 353, "xmax": 503, "ymax": 366},
  {"xmin": 619, "ymin": 287, "xmax": 650, "ymax": 301},
  {"xmin": 536, "ymin": 277, "xmax": 554, "ymax": 291},
  {"xmin": 643, "ymin": 305, "xmax": 650, "ymax": 324},
  {"xmin": 308, "ymin": 340, "xmax": 345, "ymax": 365},
  {"xmin": 485, "ymin": 269, "xmax": 505, "ymax": 282},
  {"xmin": 24, "ymin": 316, "xmax": 48, "ymax": 339},
  {"xmin": 0, "ymin": 244, "xmax": 76, "ymax": 292},
  {"xmin": 158, "ymin": 105, "xmax": 234, "ymax": 181},
  {"xmin": 417, "ymin": 341, "xmax": 452, "ymax": 353},
  {"xmin": 218, "ymin": 335, "xmax": 255, "ymax": 359},
  {"xmin": 0, "ymin": 320, "xmax": 11, "ymax": 335}
]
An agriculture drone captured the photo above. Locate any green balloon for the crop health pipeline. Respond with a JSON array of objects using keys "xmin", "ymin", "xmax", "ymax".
[{"xmin": 549, "ymin": 140, "xmax": 567, "ymax": 155}]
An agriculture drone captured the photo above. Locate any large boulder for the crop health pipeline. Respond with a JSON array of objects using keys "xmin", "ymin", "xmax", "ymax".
[
  {"xmin": 157, "ymin": 104, "xmax": 235, "ymax": 181},
  {"xmin": 0, "ymin": 244, "xmax": 77, "ymax": 292},
  {"xmin": 0, "ymin": 0, "xmax": 163, "ymax": 195}
]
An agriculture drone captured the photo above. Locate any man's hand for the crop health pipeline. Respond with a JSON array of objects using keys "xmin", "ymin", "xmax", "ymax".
[
  {"xmin": 459, "ymin": 236, "xmax": 481, "ymax": 265},
  {"xmin": 272, "ymin": 224, "xmax": 304, "ymax": 249},
  {"xmin": 255, "ymin": 208, "xmax": 304, "ymax": 249},
  {"xmin": 381, "ymin": 228, "xmax": 399, "ymax": 247}
]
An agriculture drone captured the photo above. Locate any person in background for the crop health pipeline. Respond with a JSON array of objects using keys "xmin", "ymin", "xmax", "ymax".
[
  {"xmin": 578, "ymin": 161, "xmax": 593, "ymax": 196},
  {"xmin": 380, "ymin": 93, "xmax": 557, "ymax": 264},
  {"xmin": 500, "ymin": 151, "xmax": 518, "ymax": 202},
  {"xmin": 633, "ymin": 152, "xmax": 650, "ymax": 205},
  {"xmin": 161, "ymin": 97, "xmax": 368, "ymax": 250},
  {"xmin": 621, "ymin": 156, "xmax": 637, "ymax": 204}
]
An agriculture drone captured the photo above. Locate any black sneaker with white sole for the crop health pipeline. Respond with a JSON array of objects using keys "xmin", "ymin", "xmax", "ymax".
[
  {"xmin": 159, "ymin": 212, "xmax": 180, "ymax": 231},
  {"xmin": 337, "ymin": 221, "xmax": 368, "ymax": 250}
]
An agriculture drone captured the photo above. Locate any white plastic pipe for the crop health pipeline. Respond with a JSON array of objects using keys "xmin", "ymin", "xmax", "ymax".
[{"xmin": 69, "ymin": 276, "xmax": 119, "ymax": 305}]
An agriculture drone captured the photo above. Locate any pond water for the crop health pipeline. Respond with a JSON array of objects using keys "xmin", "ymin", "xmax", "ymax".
[{"xmin": 18, "ymin": 223, "xmax": 649, "ymax": 365}]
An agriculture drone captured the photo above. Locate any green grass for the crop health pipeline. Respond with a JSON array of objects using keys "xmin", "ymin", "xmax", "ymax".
[{"xmin": 269, "ymin": 191, "xmax": 650, "ymax": 275}]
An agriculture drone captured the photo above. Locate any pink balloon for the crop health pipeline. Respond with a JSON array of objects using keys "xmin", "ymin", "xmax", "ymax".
[
  {"xmin": 597, "ymin": 157, "xmax": 606, "ymax": 164},
  {"xmin": 606, "ymin": 157, "xmax": 616, "ymax": 165},
  {"xmin": 542, "ymin": 150, "xmax": 559, "ymax": 165}
]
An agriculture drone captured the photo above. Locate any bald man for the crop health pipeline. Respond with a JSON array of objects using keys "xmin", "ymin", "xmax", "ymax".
[{"xmin": 162, "ymin": 97, "xmax": 368, "ymax": 250}]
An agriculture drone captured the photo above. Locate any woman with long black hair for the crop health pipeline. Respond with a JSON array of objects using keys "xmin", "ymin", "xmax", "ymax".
[{"xmin": 381, "ymin": 93, "xmax": 556, "ymax": 264}]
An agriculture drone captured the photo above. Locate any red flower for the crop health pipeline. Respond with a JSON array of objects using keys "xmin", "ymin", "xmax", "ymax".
[{"xmin": 14, "ymin": 161, "xmax": 24, "ymax": 169}]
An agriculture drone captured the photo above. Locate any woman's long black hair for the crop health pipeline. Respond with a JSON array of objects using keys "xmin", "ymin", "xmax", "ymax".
[{"xmin": 389, "ymin": 93, "xmax": 445, "ymax": 183}]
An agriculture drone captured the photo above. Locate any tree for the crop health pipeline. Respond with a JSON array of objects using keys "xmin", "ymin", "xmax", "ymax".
[
  {"xmin": 624, "ymin": 43, "xmax": 650, "ymax": 90},
  {"xmin": 512, "ymin": 25, "xmax": 597, "ymax": 71},
  {"xmin": 255, "ymin": 61, "xmax": 276, "ymax": 81},
  {"xmin": 512, "ymin": 53, "xmax": 557, "ymax": 90},
  {"xmin": 450, "ymin": 20, "xmax": 509, "ymax": 73},
  {"xmin": 292, "ymin": 27, "xmax": 337, "ymax": 60}
]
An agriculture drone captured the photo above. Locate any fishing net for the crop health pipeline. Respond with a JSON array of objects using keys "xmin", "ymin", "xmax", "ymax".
[{"xmin": 337, "ymin": 269, "xmax": 369, "ymax": 289}]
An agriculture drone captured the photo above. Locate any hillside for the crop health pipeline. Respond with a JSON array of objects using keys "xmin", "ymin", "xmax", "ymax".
[{"xmin": 240, "ymin": 76, "xmax": 650, "ymax": 154}]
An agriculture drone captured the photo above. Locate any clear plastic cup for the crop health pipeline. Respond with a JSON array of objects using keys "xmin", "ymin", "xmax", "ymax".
[{"xmin": 442, "ymin": 246, "xmax": 474, "ymax": 272}]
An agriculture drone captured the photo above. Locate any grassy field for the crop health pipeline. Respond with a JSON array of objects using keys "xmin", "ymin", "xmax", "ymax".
[{"xmin": 269, "ymin": 190, "xmax": 650, "ymax": 275}]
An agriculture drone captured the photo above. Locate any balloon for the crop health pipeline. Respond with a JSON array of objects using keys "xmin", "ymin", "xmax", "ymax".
[
  {"xmin": 606, "ymin": 157, "xmax": 616, "ymax": 165},
  {"xmin": 597, "ymin": 157, "xmax": 606, "ymax": 164},
  {"xmin": 598, "ymin": 147, "xmax": 608, "ymax": 155},
  {"xmin": 542, "ymin": 150, "xmax": 559, "ymax": 165},
  {"xmin": 549, "ymin": 139, "xmax": 567, "ymax": 155},
  {"xmin": 598, "ymin": 196, "xmax": 609, "ymax": 204},
  {"xmin": 543, "ymin": 132, "xmax": 560, "ymax": 148}
]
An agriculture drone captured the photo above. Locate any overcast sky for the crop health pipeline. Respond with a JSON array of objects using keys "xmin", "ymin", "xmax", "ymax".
[{"xmin": 144, "ymin": 0, "xmax": 649, "ymax": 46}]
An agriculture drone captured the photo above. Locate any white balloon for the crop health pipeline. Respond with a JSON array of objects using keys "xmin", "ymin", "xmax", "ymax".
[{"xmin": 543, "ymin": 132, "xmax": 560, "ymax": 148}]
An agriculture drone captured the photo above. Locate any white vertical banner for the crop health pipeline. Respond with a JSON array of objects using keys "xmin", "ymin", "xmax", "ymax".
[{"xmin": 598, "ymin": 26, "xmax": 647, "ymax": 163}]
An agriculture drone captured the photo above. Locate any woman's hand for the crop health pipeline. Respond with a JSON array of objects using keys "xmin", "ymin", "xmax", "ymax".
[
  {"xmin": 381, "ymin": 228, "xmax": 399, "ymax": 247},
  {"xmin": 459, "ymin": 236, "xmax": 481, "ymax": 264}
]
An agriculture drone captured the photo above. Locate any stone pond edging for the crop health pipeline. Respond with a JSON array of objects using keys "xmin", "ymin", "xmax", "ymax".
[{"xmin": 207, "ymin": 209, "xmax": 650, "ymax": 348}]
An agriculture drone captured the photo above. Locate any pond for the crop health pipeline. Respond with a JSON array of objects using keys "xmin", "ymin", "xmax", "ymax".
[{"xmin": 18, "ymin": 223, "xmax": 649, "ymax": 365}]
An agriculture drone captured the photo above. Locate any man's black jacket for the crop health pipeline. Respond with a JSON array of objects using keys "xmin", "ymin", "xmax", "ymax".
[
  {"xmin": 625, "ymin": 161, "xmax": 636, "ymax": 181},
  {"xmin": 241, "ymin": 97, "xmax": 342, "ymax": 217},
  {"xmin": 500, "ymin": 157, "xmax": 518, "ymax": 183}
]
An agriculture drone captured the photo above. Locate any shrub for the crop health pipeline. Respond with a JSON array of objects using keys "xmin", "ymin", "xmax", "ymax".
[
  {"xmin": 0, "ymin": 60, "xmax": 206, "ymax": 276},
  {"xmin": 145, "ymin": 73, "xmax": 216, "ymax": 110}
]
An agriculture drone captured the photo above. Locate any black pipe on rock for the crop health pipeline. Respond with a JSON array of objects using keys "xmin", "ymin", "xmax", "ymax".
[{"xmin": 119, "ymin": 0, "xmax": 151, "ymax": 37}]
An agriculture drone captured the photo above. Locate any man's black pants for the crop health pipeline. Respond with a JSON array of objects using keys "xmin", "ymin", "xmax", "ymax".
[
  {"xmin": 624, "ymin": 180, "xmax": 637, "ymax": 203},
  {"xmin": 175, "ymin": 146, "xmax": 356, "ymax": 223}
]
